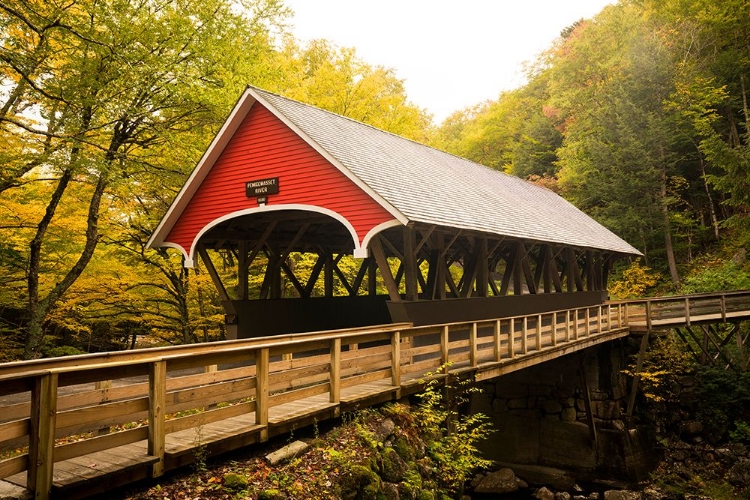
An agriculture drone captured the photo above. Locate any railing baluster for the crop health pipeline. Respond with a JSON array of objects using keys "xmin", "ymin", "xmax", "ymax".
[
  {"xmin": 522, "ymin": 317, "xmax": 528, "ymax": 354},
  {"xmin": 391, "ymin": 331, "xmax": 401, "ymax": 385},
  {"xmin": 29, "ymin": 372, "xmax": 58, "ymax": 500},
  {"xmin": 585, "ymin": 308, "xmax": 591, "ymax": 336},
  {"xmin": 685, "ymin": 297, "xmax": 691, "ymax": 327},
  {"xmin": 721, "ymin": 294, "xmax": 727, "ymax": 322},
  {"xmin": 565, "ymin": 310, "xmax": 571, "ymax": 342},
  {"xmin": 148, "ymin": 360, "xmax": 166, "ymax": 478},
  {"xmin": 551, "ymin": 313, "xmax": 558, "ymax": 347},
  {"xmin": 508, "ymin": 318, "xmax": 515, "ymax": 359},
  {"xmin": 330, "ymin": 338, "xmax": 341, "ymax": 404},
  {"xmin": 470, "ymin": 323, "xmax": 478, "ymax": 367},
  {"xmin": 646, "ymin": 301, "xmax": 652, "ymax": 331},
  {"xmin": 493, "ymin": 319, "xmax": 502, "ymax": 362},
  {"xmin": 536, "ymin": 315, "xmax": 542, "ymax": 350},
  {"xmin": 598, "ymin": 305, "xmax": 603, "ymax": 333},
  {"xmin": 441, "ymin": 325, "xmax": 450, "ymax": 372}
]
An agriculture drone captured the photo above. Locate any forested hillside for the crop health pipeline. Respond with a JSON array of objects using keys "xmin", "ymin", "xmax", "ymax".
[
  {"xmin": 1, "ymin": 0, "xmax": 748, "ymax": 361},
  {"xmin": 431, "ymin": 0, "xmax": 750, "ymax": 296}
]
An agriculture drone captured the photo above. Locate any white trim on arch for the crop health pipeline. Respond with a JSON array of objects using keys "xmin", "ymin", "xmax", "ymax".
[
  {"xmin": 357, "ymin": 220, "xmax": 405, "ymax": 259},
  {"xmin": 183, "ymin": 204, "xmax": 363, "ymax": 266},
  {"xmin": 159, "ymin": 242, "xmax": 194, "ymax": 267}
]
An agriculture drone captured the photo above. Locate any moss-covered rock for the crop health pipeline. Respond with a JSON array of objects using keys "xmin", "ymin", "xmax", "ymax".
[
  {"xmin": 381, "ymin": 447, "xmax": 409, "ymax": 482},
  {"xmin": 222, "ymin": 472, "xmax": 248, "ymax": 490},
  {"xmin": 341, "ymin": 464, "xmax": 381, "ymax": 500},
  {"xmin": 257, "ymin": 489, "xmax": 284, "ymax": 500},
  {"xmin": 393, "ymin": 435, "xmax": 415, "ymax": 461},
  {"xmin": 416, "ymin": 490, "xmax": 435, "ymax": 500}
]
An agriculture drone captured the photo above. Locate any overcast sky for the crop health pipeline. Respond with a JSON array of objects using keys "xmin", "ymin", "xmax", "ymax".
[{"xmin": 284, "ymin": 1, "xmax": 614, "ymax": 123}]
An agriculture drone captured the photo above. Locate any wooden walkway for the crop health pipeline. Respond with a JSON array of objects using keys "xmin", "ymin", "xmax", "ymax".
[{"xmin": 1, "ymin": 291, "xmax": 750, "ymax": 499}]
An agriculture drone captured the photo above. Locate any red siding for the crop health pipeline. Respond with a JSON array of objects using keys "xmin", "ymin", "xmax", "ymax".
[{"xmin": 164, "ymin": 102, "xmax": 395, "ymax": 255}]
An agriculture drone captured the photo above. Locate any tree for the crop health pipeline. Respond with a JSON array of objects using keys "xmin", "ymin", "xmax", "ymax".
[{"xmin": 0, "ymin": 0, "xmax": 288, "ymax": 358}]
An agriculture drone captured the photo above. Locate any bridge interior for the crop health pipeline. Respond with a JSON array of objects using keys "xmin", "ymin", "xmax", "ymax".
[{"xmin": 199, "ymin": 210, "xmax": 617, "ymax": 338}]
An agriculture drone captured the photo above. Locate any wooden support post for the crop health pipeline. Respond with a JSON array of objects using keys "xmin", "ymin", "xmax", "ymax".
[
  {"xmin": 477, "ymin": 238, "xmax": 489, "ymax": 297},
  {"xmin": 392, "ymin": 331, "xmax": 401, "ymax": 386},
  {"xmin": 368, "ymin": 257, "xmax": 378, "ymax": 297},
  {"xmin": 585, "ymin": 308, "xmax": 591, "ymax": 336},
  {"xmin": 441, "ymin": 325, "xmax": 450, "ymax": 371},
  {"xmin": 509, "ymin": 318, "xmax": 515, "ymax": 358},
  {"xmin": 645, "ymin": 301, "xmax": 652, "ymax": 332},
  {"xmin": 721, "ymin": 294, "xmax": 727, "ymax": 323},
  {"xmin": 580, "ymin": 355, "xmax": 598, "ymax": 444},
  {"xmin": 148, "ymin": 360, "xmax": 166, "ymax": 477},
  {"xmin": 29, "ymin": 372, "xmax": 58, "ymax": 500},
  {"xmin": 685, "ymin": 297, "xmax": 691, "ymax": 326},
  {"xmin": 370, "ymin": 236, "xmax": 402, "ymax": 302},
  {"xmin": 565, "ymin": 310, "xmax": 571, "ymax": 342},
  {"xmin": 626, "ymin": 331, "xmax": 650, "ymax": 425},
  {"xmin": 598, "ymin": 305, "xmax": 603, "ymax": 334},
  {"xmin": 256, "ymin": 348, "xmax": 269, "ymax": 441},
  {"xmin": 330, "ymin": 338, "xmax": 341, "ymax": 404},
  {"xmin": 470, "ymin": 323, "xmax": 478, "ymax": 367},
  {"xmin": 494, "ymin": 319, "xmax": 502, "ymax": 361},
  {"xmin": 95, "ymin": 380, "xmax": 113, "ymax": 435},
  {"xmin": 513, "ymin": 243, "xmax": 523, "ymax": 295},
  {"xmin": 521, "ymin": 317, "xmax": 528, "ymax": 354},
  {"xmin": 403, "ymin": 227, "xmax": 418, "ymax": 301},
  {"xmin": 198, "ymin": 245, "xmax": 231, "ymax": 303},
  {"xmin": 573, "ymin": 309, "xmax": 580, "ymax": 340},
  {"xmin": 324, "ymin": 251, "xmax": 333, "ymax": 298},
  {"xmin": 237, "ymin": 240, "xmax": 249, "ymax": 300}
]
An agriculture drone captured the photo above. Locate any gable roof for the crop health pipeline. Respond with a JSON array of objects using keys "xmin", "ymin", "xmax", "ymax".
[{"xmin": 149, "ymin": 86, "xmax": 641, "ymax": 257}]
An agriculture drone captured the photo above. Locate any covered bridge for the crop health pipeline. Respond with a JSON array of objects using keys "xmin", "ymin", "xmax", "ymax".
[{"xmin": 148, "ymin": 86, "xmax": 640, "ymax": 339}]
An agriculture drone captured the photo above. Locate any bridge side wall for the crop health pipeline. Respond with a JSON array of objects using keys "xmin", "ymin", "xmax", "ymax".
[{"xmin": 470, "ymin": 342, "xmax": 659, "ymax": 482}]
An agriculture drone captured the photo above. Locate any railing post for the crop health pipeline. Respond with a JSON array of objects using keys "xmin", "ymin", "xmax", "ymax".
[
  {"xmin": 493, "ymin": 319, "xmax": 502, "ymax": 362},
  {"xmin": 256, "ymin": 348, "xmax": 269, "ymax": 441},
  {"xmin": 470, "ymin": 323, "xmax": 478, "ymax": 367},
  {"xmin": 551, "ymin": 313, "xmax": 558, "ymax": 347},
  {"xmin": 684, "ymin": 297, "xmax": 691, "ymax": 327},
  {"xmin": 573, "ymin": 309, "xmax": 579, "ymax": 340},
  {"xmin": 521, "ymin": 317, "xmax": 528, "ymax": 354},
  {"xmin": 508, "ymin": 318, "xmax": 515, "ymax": 359},
  {"xmin": 392, "ymin": 330, "xmax": 402, "ymax": 385},
  {"xmin": 441, "ymin": 325, "xmax": 450, "ymax": 372},
  {"xmin": 598, "ymin": 305, "xmax": 603, "ymax": 333},
  {"xmin": 535, "ymin": 315, "xmax": 542, "ymax": 350},
  {"xmin": 585, "ymin": 308, "xmax": 591, "ymax": 336},
  {"xmin": 721, "ymin": 294, "xmax": 727, "ymax": 323},
  {"xmin": 565, "ymin": 310, "xmax": 571, "ymax": 342},
  {"xmin": 29, "ymin": 372, "xmax": 58, "ymax": 500},
  {"xmin": 330, "ymin": 338, "xmax": 341, "ymax": 404},
  {"xmin": 148, "ymin": 360, "xmax": 166, "ymax": 478},
  {"xmin": 646, "ymin": 301, "xmax": 652, "ymax": 332}
]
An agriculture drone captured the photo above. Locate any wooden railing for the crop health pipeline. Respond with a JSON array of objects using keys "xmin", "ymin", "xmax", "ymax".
[
  {"xmin": 0, "ymin": 303, "xmax": 630, "ymax": 499},
  {"xmin": 611, "ymin": 289, "xmax": 750, "ymax": 331}
]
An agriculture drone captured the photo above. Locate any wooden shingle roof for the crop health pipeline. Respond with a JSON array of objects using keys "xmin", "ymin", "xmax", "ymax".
[{"xmin": 250, "ymin": 87, "xmax": 640, "ymax": 256}]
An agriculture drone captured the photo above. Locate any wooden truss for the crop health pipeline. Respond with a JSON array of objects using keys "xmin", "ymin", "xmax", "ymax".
[{"xmin": 196, "ymin": 219, "xmax": 615, "ymax": 306}]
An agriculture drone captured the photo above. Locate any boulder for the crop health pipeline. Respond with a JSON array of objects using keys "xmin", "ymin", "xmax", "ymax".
[
  {"xmin": 603, "ymin": 491, "xmax": 641, "ymax": 500},
  {"xmin": 535, "ymin": 486, "xmax": 555, "ymax": 500},
  {"xmin": 474, "ymin": 468, "xmax": 519, "ymax": 494},
  {"xmin": 373, "ymin": 418, "xmax": 396, "ymax": 442},
  {"xmin": 729, "ymin": 458, "xmax": 750, "ymax": 488}
]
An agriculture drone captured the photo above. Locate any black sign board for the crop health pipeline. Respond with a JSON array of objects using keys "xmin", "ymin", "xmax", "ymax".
[{"xmin": 246, "ymin": 177, "xmax": 279, "ymax": 197}]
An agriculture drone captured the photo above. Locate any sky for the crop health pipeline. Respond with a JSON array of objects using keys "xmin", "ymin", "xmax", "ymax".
[{"xmin": 284, "ymin": 0, "xmax": 614, "ymax": 123}]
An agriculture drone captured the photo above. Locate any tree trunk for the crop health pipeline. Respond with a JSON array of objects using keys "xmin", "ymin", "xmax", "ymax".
[
  {"xmin": 661, "ymin": 166, "xmax": 680, "ymax": 288},
  {"xmin": 699, "ymin": 155, "xmax": 720, "ymax": 240},
  {"xmin": 24, "ymin": 170, "xmax": 108, "ymax": 358}
]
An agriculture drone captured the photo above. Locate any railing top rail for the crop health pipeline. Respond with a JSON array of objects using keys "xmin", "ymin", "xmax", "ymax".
[
  {"xmin": 608, "ymin": 289, "xmax": 750, "ymax": 306},
  {"xmin": 0, "ymin": 322, "xmax": 413, "ymax": 377}
]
